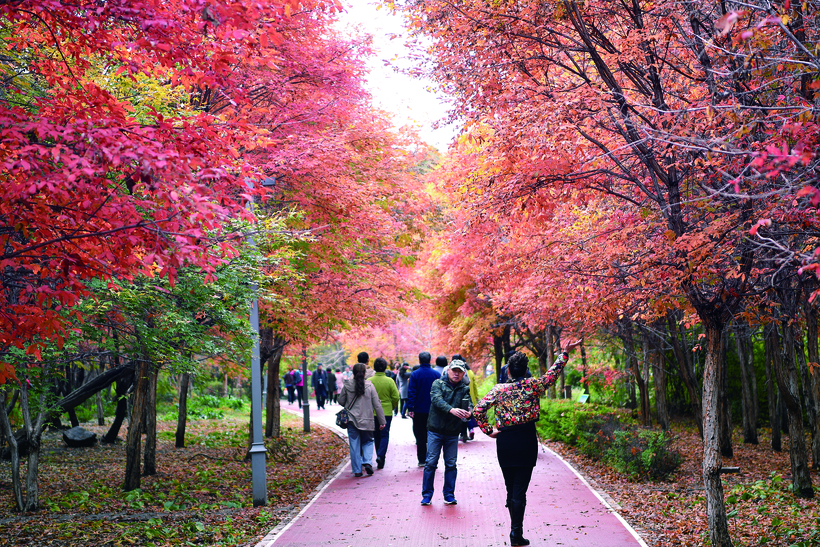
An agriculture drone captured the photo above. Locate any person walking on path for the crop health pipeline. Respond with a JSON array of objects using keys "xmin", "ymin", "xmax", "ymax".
[
  {"xmin": 433, "ymin": 355, "xmax": 448, "ymax": 375},
  {"xmin": 326, "ymin": 366, "xmax": 337, "ymax": 405},
  {"xmin": 292, "ymin": 367, "xmax": 303, "ymax": 408},
  {"xmin": 338, "ymin": 359, "xmax": 386, "ymax": 477},
  {"xmin": 407, "ymin": 351, "xmax": 440, "ymax": 467},
  {"xmin": 370, "ymin": 357, "xmax": 400, "ymax": 469},
  {"xmin": 472, "ymin": 342, "xmax": 579, "ymax": 546},
  {"xmin": 420, "ymin": 359, "xmax": 471, "ymax": 506},
  {"xmin": 312, "ymin": 363, "xmax": 328, "ymax": 410},
  {"xmin": 334, "ymin": 368, "xmax": 343, "ymax": 403},
  {"xmin": 452, "ymin": 353, "xmax": 478, "ymax": 442},
  {"xmin": 284, "ymin": 367, "xmax": 296, "ymax": 405},
  {"xmin": 397, "ymin": 362, "xmax": 411, "ymax": 419}
]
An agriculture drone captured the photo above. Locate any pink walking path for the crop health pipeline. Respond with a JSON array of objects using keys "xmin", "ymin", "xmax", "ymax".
[{"xmin": 257, "ymin": 400, "xmax": 648, "ymax": 547}]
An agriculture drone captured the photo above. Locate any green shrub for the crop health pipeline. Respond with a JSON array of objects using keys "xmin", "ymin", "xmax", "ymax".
[
  {"xmin": 196, "ymin": 394, "xmax": 222, "ymax": 408},
  {"xmin": 163, "ymin": 397, "xmax": 225, "ymax": 421},
  {"xmin": 537, "ymin": 398, "xmax": 624, "ymax": 445},
  {"xmin": 607, "ymin": 429, "xmax": 682, "ymax": 481},
  {"xmin": 577, "ymin": 413, "xmax": 622, "ymax": 460},
  {"xmin": 223, "ymin": 397, "xmax": 246, "ymax": 410},
  {"xmin": 538, "ymin": 399, "xmax": 681, "ymax": 481}
]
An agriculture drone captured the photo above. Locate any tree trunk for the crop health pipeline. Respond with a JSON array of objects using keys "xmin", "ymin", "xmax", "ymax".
[
  {"xmin": 792, "ymin": 330, "xmax": 819, "ymax": 467},
  {"xmin": 773, "ymin": 324, "xmax": 814, "ymax": 498},
  {"xmin": 493, "ymin": 332, "xmax": 504, "ymax": 383},
  {"xmin": 265, "ymin": 334, "xmax": 286, "ymax": 438},
  {"xmin": 17, "ymin": 373, "xmax": 48, "ymax": 512},
  {"xmin": 102, "ymin": 371, "xmax": 134, "ymax": 444},
  {"xmin": 502, "ymin": 323, "xmax": 512, "ymax": 363},
  {"xmin": 580, "ymin": 336, "xmax": 589, "ymax": 395},
  {"xmin": 623, "ymin": 321, "xmax": 650, "ymax": 426},
  {"xmin": 0, "ymin": 388, "xmax": 24, "ymax": 511},
  {"xmin": 701, "ymin": 318, "xmax": 733, "ymax": 547},
  {"xmin": 733, "ymin": 320, "xmax": 758, "ymax": 444},
  {"xmin": 805, "ymin": 301, "xmax": 820, "ymax": 469},
  {"xmin": 641, "ymin": 329, "xmax": 653, "ymax": 413},
  {"xmin": 124, "ymin": 358, "xmax": 151, "ymax": 491},
  {"xmin": 143, "ymin": 366, "xmax": 158, "ymax": 476},
  {"xmin": 547, "ymin": 326, "xmax": 556, "ymax": 398},
  {"xmin": 718, "ymin": 328, "xmax": 733, "ymax": 458},
  {"xmin": 652, "ymin": 328, "xmax": 669, "ymax": 431},
  {"xmin": 668, "ymin": 312, "xmax": 703, "ymax": 436},
  {"xmin": 764, "ymin": 325, "xmax": 782, "ymax": 452},
  {"xmin": 67, "ymin": 407, "xmax": 79, "ymax": 428},
  {"xmin": 793, "ymin": 330, "xmax": 817, "ymax": 438},
  {"xmin": 176, "ymin": 372, "xmax": 191, "ymax": 448},
  {"xmin": 96, "ymin": 390, "xmax": 105, "ymax": 426},
  {"xmin": 53, "ymin": 363, "xmax": 132, "ymax": 414},
  {"xmin": 558, "ymin": 326, "xmax": 567, "ymax": 397}
]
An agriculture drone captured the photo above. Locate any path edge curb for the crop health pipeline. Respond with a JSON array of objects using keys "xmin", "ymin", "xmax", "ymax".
[
  {"xmin": 540, "ymin": 442, "xmax": 651, "ymax": 547},
  {"xmin": 252, "ymin": 408, "xmax": 349, "ymax": 547}
]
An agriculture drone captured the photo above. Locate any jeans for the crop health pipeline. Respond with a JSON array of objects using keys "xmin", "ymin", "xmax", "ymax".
[
  {"xmin": 373, "ymin": 416, "xmax": 392, "ymax": 461},
  {"xmin": 347, "ymin": 425, "xmax": 374, "ymax": 474},
  {"xmin": 412, "ymin": 413, "xmax": 429, "ymax": 464},
  {"xmin": 422, "ymin": 430, "xmax": 459, "ymax": 499},
  {"xmin": 400, "ymin": 398, "xmax": 408, "ymax": 417},
  {"xmin": 285, "ymin": 385, "xmax": 295, "ymax": 404}
]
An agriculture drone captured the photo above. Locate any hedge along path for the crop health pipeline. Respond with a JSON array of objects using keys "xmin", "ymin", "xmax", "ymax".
[{"xmin": 259, "ymin": 402, "xmax": 648, "ymax": 547}]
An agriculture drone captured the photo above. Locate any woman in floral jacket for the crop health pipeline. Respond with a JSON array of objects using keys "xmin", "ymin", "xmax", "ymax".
[{"xmin": 473, "ymin": 342, "xmax": 579, "ymax": 547}]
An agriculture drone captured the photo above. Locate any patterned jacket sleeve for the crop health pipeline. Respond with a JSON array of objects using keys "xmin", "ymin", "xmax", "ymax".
[
  {"xmin": 472, "ymin": 386, "xmax": 499, "ymax": 436},
  {"xmin": 533, "ymin": 351, "xmax": 569, "ymax": 397}
]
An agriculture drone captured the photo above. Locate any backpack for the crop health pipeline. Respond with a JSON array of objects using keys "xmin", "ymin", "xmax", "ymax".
[
  {"xmin": 284, "ymin": 371, "xmax": 294, "ymax": 386},
  {"xmin": 292, "ymin": 370, "xmax": 302, "ymax": 384}
]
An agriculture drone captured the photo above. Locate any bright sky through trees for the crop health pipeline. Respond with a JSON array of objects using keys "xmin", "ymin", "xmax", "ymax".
[{"xmin": 336, "ymin": 0, "xmax": 456, "ymax": 151}]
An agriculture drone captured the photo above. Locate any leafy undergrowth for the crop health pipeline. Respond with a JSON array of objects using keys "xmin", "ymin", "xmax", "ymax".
[
  {"xmin": 545, "ymin": 421, "xmax": 820, "ymax": 546},
  {"xmin": 0, "ymin": 411, "xmax": 347, "ymax": 546}
]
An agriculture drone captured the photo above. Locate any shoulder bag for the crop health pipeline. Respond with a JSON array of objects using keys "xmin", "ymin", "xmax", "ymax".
[{"xmin": 335, "ymin": 393, "xmax": 359, "ymax": 428}]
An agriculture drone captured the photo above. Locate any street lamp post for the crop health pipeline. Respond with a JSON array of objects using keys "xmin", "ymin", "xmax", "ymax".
[
  {"xmin": 246, "ymin": 176, "xmax": 276, "ymax": 507},
  {"xmin": 248, "ymin": 285, "xmax": 267, "ymax": 507},
  {"xmin": 301, "ymin": 345, "xmax": 310, "ymax": 432}
]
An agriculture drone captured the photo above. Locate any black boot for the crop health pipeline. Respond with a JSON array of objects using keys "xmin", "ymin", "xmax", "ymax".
[{"xmin": 509, "ymin": 502, "xmax": 529, "ymax": 546}]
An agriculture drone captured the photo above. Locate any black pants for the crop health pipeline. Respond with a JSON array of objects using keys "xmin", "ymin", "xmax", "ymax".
[
  {"xmin": 412, "ymin": 412, "xmax": 429, "ymax": 464},
  {"xmin": 295, "ymin": 386, "xmax": 303, "ymax": 407},
  {"xmin": 501, "ymin": 466, "xmax": 534, "ymax": 527},
  {"xmin": 285, "ymin": 385, "xmax": 295, "ymax": 404}
]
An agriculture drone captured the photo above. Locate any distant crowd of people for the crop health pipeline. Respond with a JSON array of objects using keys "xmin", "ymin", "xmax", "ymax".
[{"xmin": 281, "ymin": 342, "xmax": 578, "ymax": 547}]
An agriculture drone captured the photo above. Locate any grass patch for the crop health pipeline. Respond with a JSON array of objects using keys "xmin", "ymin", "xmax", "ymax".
[{"xmin": 0, "ymin": 409, "xmax": 346, "ymax": 547}]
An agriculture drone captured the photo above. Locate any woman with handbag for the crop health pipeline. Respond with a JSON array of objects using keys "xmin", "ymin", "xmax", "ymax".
[{"xmin": 338, "ymin": 362, "xmax": 386, "ymax": 477}]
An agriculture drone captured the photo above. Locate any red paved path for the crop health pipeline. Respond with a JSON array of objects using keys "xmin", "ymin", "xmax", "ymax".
[{"xmin": 257, "ymin": 400, "xmax": 648, "ymax": 547}]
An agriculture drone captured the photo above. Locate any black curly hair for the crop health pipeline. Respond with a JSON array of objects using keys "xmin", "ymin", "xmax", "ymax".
[{"xmin": 507, "ymin": 352, "xmax": 529, "ymax": 380}]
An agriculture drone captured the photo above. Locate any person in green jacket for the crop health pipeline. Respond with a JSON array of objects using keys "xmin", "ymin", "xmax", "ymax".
[
  {"xmin": 371, "ymin": 357, "xmax": 400, "ymax": 469},
  {"xmin": 420, "ymin": 360, "xmax": 472, "ymax": 506}
]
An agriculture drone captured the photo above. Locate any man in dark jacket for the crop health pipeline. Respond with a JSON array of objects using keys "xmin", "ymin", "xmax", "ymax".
[
  {"xmin": 326, "ymin": 366, "xmax": 337, "ymax": 405},
  {"xmin": 420, "ymin": 360, "xmax": 471, "ymax": 506},
  {"xmin": 311, "ymin": 363, "xmax": 328, "ymax": 410},
  {"xmin": 407, "ymin": 351, "xmax": 440, "ymax": 467}
]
